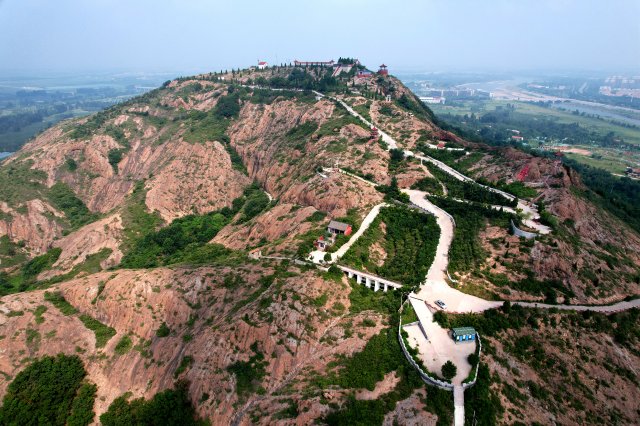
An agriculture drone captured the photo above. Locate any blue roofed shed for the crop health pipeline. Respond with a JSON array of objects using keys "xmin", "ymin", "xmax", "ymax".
[{"xmin": 452, "ymin": 327, "xmax": 476, "ymax": 343}]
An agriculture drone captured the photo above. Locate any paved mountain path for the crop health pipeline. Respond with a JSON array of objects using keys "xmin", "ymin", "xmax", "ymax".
[{"xmin": 244, "ymin": 85, "xmax": 640, "ymax": 425}]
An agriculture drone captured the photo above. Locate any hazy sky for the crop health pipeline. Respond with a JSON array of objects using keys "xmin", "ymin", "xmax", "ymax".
[{"xmin": 1, "ymin": 0, "xmax": 639, "ymax": 74}]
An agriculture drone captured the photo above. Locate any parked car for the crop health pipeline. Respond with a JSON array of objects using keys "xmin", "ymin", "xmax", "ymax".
[{"xmin": 435, "ymin": 299, "xmax": 447, "ymax": 310}]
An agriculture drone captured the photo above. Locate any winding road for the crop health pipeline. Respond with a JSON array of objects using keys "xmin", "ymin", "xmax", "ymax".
[
  {"xmin": 318, "ymin": 89, "xmax": 639, "ymax": 426},
  {"xmin": 248, "ymin": 85, "xmax": 639, "ymax": 426}
]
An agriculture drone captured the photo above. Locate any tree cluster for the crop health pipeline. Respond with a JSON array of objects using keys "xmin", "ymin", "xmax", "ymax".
[{"xmin": 0, "ymin": 355, "xmax": 96, "ymax": 426}]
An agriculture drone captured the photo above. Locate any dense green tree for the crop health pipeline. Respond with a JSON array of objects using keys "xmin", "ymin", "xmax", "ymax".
[
  {"xmin": 100, "ymin": 383, "xmax": 203, "ymax": 426},
  {"xmin": 0, "ymin": 355, "xmax": 94, "ymax": 426},
  {"xmin": 442, "ymin": 360, "xmax": 457, "ymax": 380}
]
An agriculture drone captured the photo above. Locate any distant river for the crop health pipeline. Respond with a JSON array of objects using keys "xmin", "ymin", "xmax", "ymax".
[
  {"xmin": 0, "ymin": 152, "xmax": 12, "ymax": 160},
  {"xmin": 551, "ymin": 102, "xmax": 640, "ymax": 127}
]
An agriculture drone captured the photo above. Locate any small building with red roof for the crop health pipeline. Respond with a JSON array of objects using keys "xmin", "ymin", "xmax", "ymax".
[
  {"xmin": 378, "ymin": 64, "xmax": 389, "ymax": 76},
  {"xmin": 258, "ymin": 61, "xmax": 268, "ymax": 70}
]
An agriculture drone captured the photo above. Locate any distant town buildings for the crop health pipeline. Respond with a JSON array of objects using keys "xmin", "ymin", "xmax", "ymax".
[
  {"xmin": 600, "ymin": 76, "xmax": 640, "ymax": 98},
  {"xmin": 625, "ymin": 167, "xmax": 640, "ymax": 179},
  {"xmin": 421, "ymin": 88, "xmax": 491, "ymax": 101},
  {"xmin": 420, "ymin": 96, "xmax": 446, "ymax": 104},
  {"xmin": 511, "ymin": 135, "xmax": 524, "ymax": 142}
]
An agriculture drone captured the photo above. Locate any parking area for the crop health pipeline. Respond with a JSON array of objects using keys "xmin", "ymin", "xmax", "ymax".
[{"xmin": 405, "ymin": 298, "xmax": 476, "ymax": 385}]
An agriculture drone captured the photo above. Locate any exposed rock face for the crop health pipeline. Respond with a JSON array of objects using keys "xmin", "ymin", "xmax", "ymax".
[
  {"xmin": 0, "ymin": 200, "xmax": 64, "ymax": 254},
  {"xmin": 40, "ymin": 213, "xmax": 124, "ymax": 279},
  {"xmin": 0, "ymin": 263, "xmax": 381, "ymax": 423},
  {"xmin": 213, "ymin": 203, "xmax": 318, "ymax": 252},
  {"xmin": 16, "ymin": 129, "xmax": 248, "ymax": 222},
  {"xmin": 279, "ymin": 172, "xmax": 383, "ymax": 218},
  {"xmin": 145, "ymin": 141, "xmax": 250, "ymax": 222},
  {"xmin": 455, "ymin": 143, "xmax": 640, "ymax": 303},
  {"xmin": 0, "ymin": 88, "xmax": 248, "ymax": 269},
  {"xmin": 0, "ymin": 68, "xmax": 639, "ymax": 426},
  {"xmin": 225, "ymin": 97, "xmax": 386, "ymax": 218},
  {"xmin": 485, "ymin": 314, "xmax": 640, "ymax": 425},
  {"xmin": 383, "ymin": 389, "xmax": 437, "ymax": 426}
]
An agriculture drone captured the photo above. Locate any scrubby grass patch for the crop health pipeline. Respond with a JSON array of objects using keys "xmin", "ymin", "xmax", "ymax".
[
  {"xmin": 78, "ymin": 314, "xmax": 116, "ymax": 348},
  {"xmin": 44, "ymin": 291, "xmax": 78, "ymax": 316},
  {"xmin": 227, "ymin": 342, "xmax": 267, "ymax": 400}
]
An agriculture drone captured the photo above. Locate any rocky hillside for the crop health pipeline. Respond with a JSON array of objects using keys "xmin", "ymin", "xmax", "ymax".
[{"xmin": 0, "ymin": 64, "xmax": 638, "ymax": 425}]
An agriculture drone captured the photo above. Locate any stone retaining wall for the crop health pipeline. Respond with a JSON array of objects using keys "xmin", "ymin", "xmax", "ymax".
[
  {"xmin": 398, "ymin": 302, "xmax": 454, "ymax": 391},
  {"xmin": 462, "ymin": 333, "xmax": 482, "ymax": 389},
  {"xmin": 511, "ymin": 219, "xmax": 537, "ymax": 239}
]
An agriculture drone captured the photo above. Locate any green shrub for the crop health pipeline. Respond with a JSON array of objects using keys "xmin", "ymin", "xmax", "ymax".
[
  {"xmin": 306, "ymin": 210, "xmax": 327, "ymax": 222},
  {"xmin": 341, "ymin": 206, "xmax": 439, "ymax": 287},
  {"xmin": 227, "ymin": 344, "xmax": 267, "ymax": 399},
  {"xmin": 441, "ymin": 360, "xmax": 457, "ymax": 380},
  {"xmin": 427, "ymin": 164, "xmax": 517, "ymax": 207},
  {"xmin": 237, "ymin": 184, "xmax": 270, "ymax": 223},
  {"xmin": 34, "ymin": 305, "xmax": 47, "ymax": 324},
  {"xmin": 411, "ymin": 176, "xmax": 444, "ymax": 195},
  {"xmin": 285, "ymin": 121, "xmax": 318, "ymax": 143},
  {"xmin": 22, "ymin": 248, "xmax": 62, "ymax": 279},
  {"xmin": 119, "ymin": 181, "xmax": 164, "ymax": 254},
  {"xmin": 114, "ymin": 335, "xmax": 133, "ymax": 355},
  {"xmin": 44, "ymin": 291, "xmax": 78, "ymax": 316},
  {"xmin": 48, "ymin": 183, "xmax": 96, "ymax": 229},
  {"xmin": 120, "ymin": 211, "xmax": 228, "ymax": 268},
  {"xmin": 464, "ymin": 364, "xmax": 503, "ymax": 425},
  {"xmin": 69, "ymin": 109, "xmax": 112, "ymax": 140},
  {"xmin": 100, "ymin": 383, "xmax": 203, "ymax": 426},
  {"xmin": 468, "ymin": 353, "xmax": 479, "ymax": 367},
  {"xmin": 107, "ymin": 148, "xmax": 126, "ymax": 173},
  {"xmin": 174, "ymin": 355, "xmax": 194, "ymax": 378},
  {"xmin": 78, "ymin": 314, "xmax": 116, "ymax": 348},
  {"xmin": 67, "ymin": 383, "xmax": 97, "ymax": 426},
  {"xmin": 214, "ymin": 92, "xmax": 241, "ymax": 119},
  {"xmin": 156, "ymin": 322, "xmax": 171, "ymax": 337},
  {"xmin": 65, "ymin": 157, "xmax": 78, "ymax": 172},
  {"xmin": 429, "ymin": 197, "xmax": 512, "ymax": 272},
  {"xmin": 396, "ymin": 93, "xmax": 436, "ymax": 121},
  {"xmin": 312, "ymin": 293, "xmax": 328, "ymax": 307}
]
